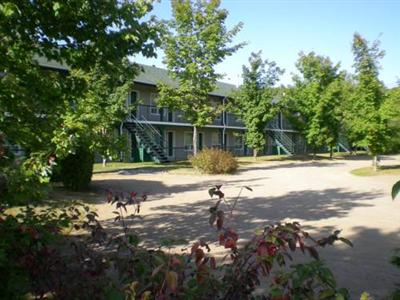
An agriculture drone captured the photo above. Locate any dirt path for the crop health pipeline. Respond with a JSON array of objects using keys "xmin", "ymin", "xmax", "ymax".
[{"xmin": 91, "ymin": 155, "xmax": 400, "ymax": 299}]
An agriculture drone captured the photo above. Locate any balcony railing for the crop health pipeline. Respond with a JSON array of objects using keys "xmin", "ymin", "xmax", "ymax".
[{"xmin": 130, "ymin": 104, "xmax": 294, "ymax": 130}]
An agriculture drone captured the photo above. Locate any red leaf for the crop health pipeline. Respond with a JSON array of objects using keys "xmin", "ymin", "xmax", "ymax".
[
  {"xmin": 191, "ymin": 242, "xmax": 200, "ymax": 255},
  {"xmin": 210, "ymin": 257, "xmax": 216, "ymax": 269},
  {"xmin": 214, "ymin": 190, "xmax": 225, "ymax": 199},
  {"xmin": 227, "ymin": 228, "xmax": 238, "ymax": 241},
  {"xmin": 219, "ymin": 233, "xmax": 225, "ymax": 245},
  {"xmin": 224, "ymin": 238, "xmax": 236, "ymax": 249},
  {"xmin": 195, "ymin": 248, "xmax": 204, "ymax": 265},
  {"xmin": 257, "ymin": 244, "xmax": 268, "ymax": 256},
  {"xmin": 170, "ymin": 256, "xmax": 181, "ymax": 268}
]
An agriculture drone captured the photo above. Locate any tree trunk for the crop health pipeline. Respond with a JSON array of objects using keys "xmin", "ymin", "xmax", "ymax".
[
  {"xmin": 193, "ymin": 126, "xmax": 198, "ymax": 156},
  {"xmin": 102, "ymin": 156, "xmax": 107, "ymax": 167},
  {"xmin": 329, "ymin": 147, "xmax": 333, "ymax": 159},
  {"xmin": 253, "ymin": 148, "xmax": 258, "ymax": 160},
  {"xmin": 372, "ymin": 154, "xmax": 380, "ymax": 171},
  {"xmin": 312, "ymin": 147, "xmax": 316, "ymax": 160}
]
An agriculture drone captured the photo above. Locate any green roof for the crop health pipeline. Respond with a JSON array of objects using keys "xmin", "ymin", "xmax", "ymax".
[{"xmin": 135, "ymin": 64, "xmax": 236, "ymax": 98}]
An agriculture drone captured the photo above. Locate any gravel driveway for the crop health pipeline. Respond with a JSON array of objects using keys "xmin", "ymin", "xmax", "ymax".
[{"xmin": 92, "ymin": 155, "xmax": 400, "ymax": 299}]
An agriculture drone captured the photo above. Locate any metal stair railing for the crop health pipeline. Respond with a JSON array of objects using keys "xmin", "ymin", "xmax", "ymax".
[
  {"xmin": 337, "ymin": 135, "xmax": 351, "ymax": 153},
  {"xmin": 130, "ymin": 114, "xmax": 166, "ymax": 145},
  {"xmin": 129, "ymin": 113, "xmax": 168, "ymax": 161},
  {"xmin": 268, "ymin": 123, "xmax": 295, "ymax": 155},
  {"xmin": 141, "ymin": 115, "xmax": 166, "ymax": 144}
]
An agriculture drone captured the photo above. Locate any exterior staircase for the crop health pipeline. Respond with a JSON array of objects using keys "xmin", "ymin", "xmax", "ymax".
[
  {"xmin": 267, "ymin": 124, "xmax": 295, "ymax": 156},
  {"xmin": 337, "ymin": 136, "xmax": 351, "ymax": 153},
  {"xmin": 124, "ymin": 114, "xmax": 169, "ymax": 163}
]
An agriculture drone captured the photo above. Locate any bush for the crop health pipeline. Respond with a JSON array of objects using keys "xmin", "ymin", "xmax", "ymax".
[
  {"xmin": 190, "ymin": 148, "xmax": 238, "ymax": 174},
  {"xmin": 2, "ymin": 154, "xmax": 53, "ymax": 205},
  {"xmin": 59, "ymin": 146, "xmax": 94, "ymax": 190}
]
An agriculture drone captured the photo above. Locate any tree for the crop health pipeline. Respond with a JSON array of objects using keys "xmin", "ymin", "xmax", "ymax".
[
  {"xmin": 230, "ymin": 52, "xmax": 284, "ymax": 158},
  {"xmin": 0, "ymin": 0, "xmax": 159, "ymax": 195},
  {"xmin": 348, "ymin": 33, "xmax": 389, "ymax": 169},
  {"xmin": 157, "ymin": 0, "xmax": 244, "ymax": 155},
  {"xmin": 287, "ymin": 52, "xmax": 344, "ymax": 158},
  {"xmin": 382, "ymin": 86, "xmax": 400, "ymax": 153},
  {"xmin": 52, "ymin": 61, "xmax": 137, "ymax": 167}
]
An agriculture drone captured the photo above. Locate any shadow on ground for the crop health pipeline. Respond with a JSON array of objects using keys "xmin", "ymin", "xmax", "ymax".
[
  {"xmin": 73, "ymin": 184, "xmax": 398, "ymax": 299},
  {"xmin": 238, "ymin": 161, "xmax": 344, "ymax": 173},
  {"xmin": 312, "ymin": 225, "xmax": 400, "ymax": 299},
  {"xmin": 100, "ymin": 187, "xmax": 380, "ymax": 247}
]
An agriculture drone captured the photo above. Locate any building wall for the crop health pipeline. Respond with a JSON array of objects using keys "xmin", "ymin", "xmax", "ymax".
[{"xmin": 126, "ymin": 84, "xmax": 301, "ymax": 162}]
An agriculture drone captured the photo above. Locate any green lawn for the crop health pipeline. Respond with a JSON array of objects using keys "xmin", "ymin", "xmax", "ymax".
[
  {"xmin": 94, "ymin": 152, "xmax": 364, "ymax": 174},
  {"xmin": 351, "ymin": 165, "xmax": 400, "ymax": 176},
  {"xmin": 93, "ymin": 161, "xmax": 191, "ymax": 174}
]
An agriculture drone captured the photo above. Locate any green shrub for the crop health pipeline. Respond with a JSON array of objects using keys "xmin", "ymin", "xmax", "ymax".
[
  {"xmin": 59, "ymin": 146, "xmax": 94, "ymax": 190},
  {"xmin": 2, "ymin": 153, "xmax": 53, "ymax": 205},
  {"xmin": 190, "ymin": 148, "xmax": 238, "ymax": 174}
]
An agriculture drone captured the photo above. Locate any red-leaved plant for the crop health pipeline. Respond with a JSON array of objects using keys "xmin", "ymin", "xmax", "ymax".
[{"xmin": 1, "ymin": 185, "xmax": 352, "ymax": 299}]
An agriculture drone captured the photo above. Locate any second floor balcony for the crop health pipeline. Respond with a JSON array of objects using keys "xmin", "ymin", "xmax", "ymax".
[{"xmin": 130, "ymin": 104, "xmax": 295, "ymax": 131}]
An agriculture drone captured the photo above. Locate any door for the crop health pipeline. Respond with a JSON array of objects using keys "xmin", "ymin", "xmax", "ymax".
[
  {"xmin": 167, "ymin": 131, "xmax": 174, "ymax": 158},
  {"xmin": 167, "ymin": 109, "xmax": 173, "ymax": 122},
  {"xmin": 130, "ymin": 91, "xmax": 138, "ymax": 117},
  {"xmin": 198, "ymin": 132, "xmax": 203, "ymax": 151}
]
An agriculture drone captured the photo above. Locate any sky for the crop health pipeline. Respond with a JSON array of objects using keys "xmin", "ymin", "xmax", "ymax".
[{"xmin": 134, "ymin": 0, "xmax": 400, "ymax": 88}]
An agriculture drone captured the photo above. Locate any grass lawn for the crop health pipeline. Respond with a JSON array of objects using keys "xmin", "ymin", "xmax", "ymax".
[
  {"xmin": 93, "ymin": 160, "xmax": 191, "ymax": 174},
  {"xmin": 94, "ymin": 152, "xmax": 364, "ymax": 174},
  {"xmin": 351, "ymin": 165, "xmax": 400, "ymax": 176}
]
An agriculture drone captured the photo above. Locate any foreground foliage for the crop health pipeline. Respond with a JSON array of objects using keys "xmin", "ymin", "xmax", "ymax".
[{"xmin": 0, "ymin": 186, "xmax": 353, "ymax": 299}]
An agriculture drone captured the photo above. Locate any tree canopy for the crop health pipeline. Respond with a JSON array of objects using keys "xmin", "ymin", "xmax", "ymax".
[
  {"xmin": 345, "ymin": 33, "xmax": 390, "ymax": 167},
  {"xmin": 230, "ymin": 51, "xmax": 284, "ymax": 157},
  {"xmin": 157, "ymin": 0, "xmax": 244, "ymax": 155},
  {"xmin": 1, "ymin": 0, "xmax": 159, "ymax": 157},
  {"xmin": 0, "ymin": 0, "xmax": 160, "ymax": 198},
  {"xmin": 286, "ymin": 52, "xmax": 344, "ymax": 157}
]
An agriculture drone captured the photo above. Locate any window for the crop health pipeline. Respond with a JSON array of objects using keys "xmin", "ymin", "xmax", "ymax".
[
  {"xmin": 130, "ymin": 91, "xmax": 138, "ymax": 104},
  {"xmin": 234, "ymin": 134, "xmax": 243, "ymax": 150},
  {"xmin": 150, "ymin": 93, "xmax": 160, "ymax": 115},
  {"xmin": 184, "ymin": 132, "xmax": 193, "ymax": 151},
  {"xmin": 211, "ymin": 132, "xmax": 222, "ymax": 147}
]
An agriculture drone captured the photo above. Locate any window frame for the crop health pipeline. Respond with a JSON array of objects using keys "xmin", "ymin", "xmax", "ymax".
[{"xmin": 150, "ymin": 92, "xmax": 160, "ymax": 115}]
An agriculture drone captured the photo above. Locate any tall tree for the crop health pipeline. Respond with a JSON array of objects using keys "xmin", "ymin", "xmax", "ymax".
[
  {"xmin": 157, "ymin": 0, "xmax": 244, "ymax": 155},
  {"xmin": 230, "ymin": 51, "xmax": 284, "ymax": 158},
  {"xmin": 380, "ymin": 86, "xmax": 400, "ymax": 153},
  {"xmin": 348, "ymin": 33, "xmax": 389, "ymax": 169},
  {"xmin": 0, "ymin": 0, "xmax": 159, "ymax": 193},
  {"xmin": 287, "ymin": 52, "xmax": 344, "ymax": 158}
]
